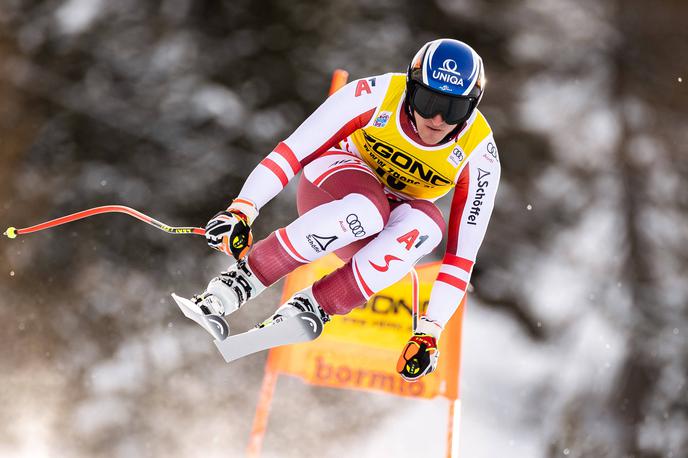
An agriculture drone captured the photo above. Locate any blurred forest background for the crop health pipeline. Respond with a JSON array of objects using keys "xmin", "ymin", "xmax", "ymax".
[{"xmin": 1, "ymin": 0, "xmax": 686, "ymax": 457}]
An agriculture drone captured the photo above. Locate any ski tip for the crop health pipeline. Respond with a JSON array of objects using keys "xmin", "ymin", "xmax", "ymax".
[
  {"xmin": 170, "ymin": 292, "xmax": 230, "ymax": 341},
  {"xmin": 171, "ymin": 293, "xmax": 194, "ymax": 309},
  {"xmin": 170, "ymin": 293, "xmax": 194, "ymax": 313},
  {"xmin": 3, "ymin": 227, "xmax": 17, "ymax": 239}
]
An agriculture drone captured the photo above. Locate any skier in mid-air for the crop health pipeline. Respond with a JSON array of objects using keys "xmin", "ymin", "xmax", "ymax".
[{"xmin": 180, "ymin": 38, "xmax": 500, "ymax": 381}]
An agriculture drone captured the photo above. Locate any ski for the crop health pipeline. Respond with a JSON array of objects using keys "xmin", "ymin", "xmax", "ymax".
[
  {"xmin": 214, "ymin": 311, "xmax": 324, "ymax": 363},
  {"xmin": 172, "ymin": 293, "xmax": 230, "ymax": 341},
  {"xmin": 172, "ymin": 293, "xmax": 325, "ymax": 363}
]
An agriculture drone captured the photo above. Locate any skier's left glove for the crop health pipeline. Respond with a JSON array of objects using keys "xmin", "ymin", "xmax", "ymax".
[
  {"xmin": 205, "ymin": 199, "xmax": 259, "ymax": 260},
  {"xmin": 396, "ymin": 316, "xmax": 443, "ymax": 382}
]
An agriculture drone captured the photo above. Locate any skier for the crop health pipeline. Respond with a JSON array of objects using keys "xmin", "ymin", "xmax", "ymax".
[{"xmin": 188, "ymin": 38, "xmax": 500, "ymax": 381}]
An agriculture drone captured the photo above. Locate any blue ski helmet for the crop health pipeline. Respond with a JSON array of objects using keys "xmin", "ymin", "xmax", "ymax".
[{"xmin": 406, "ymin": 39, "xmax": 485, "ymax": 126}]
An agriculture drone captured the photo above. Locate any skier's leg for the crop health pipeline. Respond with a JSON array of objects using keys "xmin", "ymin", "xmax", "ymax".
[
  {"xmin": 246, "ymin": 150, "xmax": 389, "ymax": 285},
  {"xmin": 311, "ymin": 200, "xmax": 446, "ymax": 316},
  {"xmin": 295, "ymin": 151, "xmax": 390, "ymax": 262},
  {"xmin": 259, "ymin": 200, "xmax": 444, "ymax": 330},
  {"xmin": 199, "ymin": 151, "xmax": 389, "ymax": 316}
]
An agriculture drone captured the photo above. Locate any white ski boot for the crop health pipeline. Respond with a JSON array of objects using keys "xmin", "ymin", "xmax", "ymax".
[
  {"xmin": 257, "ymin": 286, "xmax": 330, "ymax": 329},
  {"xmin": 198, "ymin": 258, "xmax": 267, "ymax": 316},
  {"xmin": 172, "ymin": 258, "xmax": 267, "ymax": 341}
]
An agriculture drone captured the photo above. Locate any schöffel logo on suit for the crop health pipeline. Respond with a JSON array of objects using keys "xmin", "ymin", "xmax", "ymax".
[
  {"xmin": 467, "ymin": 168, "xmax": 490, "ymax": 226},
  {"xmin": 433, "ymin": 59, "xmax": 464, "ymax": 88},
  {"xmin": 306, "ymin": 233, "xmax": 338, "ymax": 253}
]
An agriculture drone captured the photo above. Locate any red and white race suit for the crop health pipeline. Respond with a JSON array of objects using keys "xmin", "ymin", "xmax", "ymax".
[{"xmin": 236, "ymin": 73, "xmax": 500, "ymax": 329}]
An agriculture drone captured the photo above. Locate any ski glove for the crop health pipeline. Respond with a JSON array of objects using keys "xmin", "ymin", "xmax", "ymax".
[
  {"xmin": 396, "ymin": 317, "xmax": 442, "ymax": 382},
  {"xmin": 205, "ymin": 199, "xmax": 259, "ymax": 260}
]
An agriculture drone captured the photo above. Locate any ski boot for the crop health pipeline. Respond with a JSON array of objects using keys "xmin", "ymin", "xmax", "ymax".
[
  {"xmin": 172, "ymin": 258, "xmax": 267, "ymax": 340},
  {"xmin": 199, "ymin": 258, "xmax": 267, "ymax": 316},
  {"xmin": 257, "ymin": 286, "xmax": 330, "ymax": 331}
]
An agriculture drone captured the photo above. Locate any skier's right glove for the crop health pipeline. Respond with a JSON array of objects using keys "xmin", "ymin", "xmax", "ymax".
[
  {"xmin": 396, "ymin": 316, "xmax": 442, "ymax": 382},
  {"xmin": 205, "ymin": 198, "xmax": 259, "ymax": 260}
]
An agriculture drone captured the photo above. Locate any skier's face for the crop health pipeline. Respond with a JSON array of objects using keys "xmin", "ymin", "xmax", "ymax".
[{"xmin": 413, "ymin": 111, "xmax": 456, "ymax": 145}]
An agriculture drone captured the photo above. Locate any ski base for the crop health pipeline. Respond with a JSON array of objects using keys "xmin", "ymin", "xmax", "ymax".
[{"xmin": 215, "ymin": 311, "xmax": 324, "ymax": 363}]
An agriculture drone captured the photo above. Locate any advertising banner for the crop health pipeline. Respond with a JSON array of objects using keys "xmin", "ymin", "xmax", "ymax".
[{"xmin": 268, "ymin": 254, "xmax": 465, "ymax": 400}]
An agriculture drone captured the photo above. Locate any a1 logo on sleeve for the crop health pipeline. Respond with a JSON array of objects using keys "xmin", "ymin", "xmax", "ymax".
[
  {"xmin": 447, "ymin": 146, "xmax": 465, "ymax": 168},
  {"xmin": 354, "ymin": 78, "xmax": 376, "ymax": 97}
]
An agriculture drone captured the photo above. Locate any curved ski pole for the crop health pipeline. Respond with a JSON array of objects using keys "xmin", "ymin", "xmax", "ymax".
[
  {"xmin": 4, "ymin": 205, "xmax": 205, "ymax": 239},
  {"xmin": 410, "ymin": 267, "xmax": 419, "ymax": 332}
]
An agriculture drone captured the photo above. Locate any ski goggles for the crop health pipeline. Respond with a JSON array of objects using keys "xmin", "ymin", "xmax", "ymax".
[{"xmin": 408, "ymin": 83, "xmax": 476, "ymax": 125}]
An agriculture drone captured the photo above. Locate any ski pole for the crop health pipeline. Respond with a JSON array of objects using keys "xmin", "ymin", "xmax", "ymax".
[
  {"xmin": 5, "ymin": 70, "xmax": 353, "ymax": 242},
  {"xmin": 410, "ymin": 267, "xmax": 419, "ymax": 332},
  {"xmin": 3, "ymin": 205, "xmax": 205, "ymax": 239}
]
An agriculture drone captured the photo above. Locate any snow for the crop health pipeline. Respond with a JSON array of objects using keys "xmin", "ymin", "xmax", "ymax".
[
  {"xmin": 0, "ymin": 369, "xmax": 65, "ymax": 458},
  {"xmin": 89, "ymin": 342, "xmax": 148, "ymax": 394},
  {"xmin": 55, "ymin": 0, "xmax": 105, "ymax": 35},
  {"xmin": 460, "ymin": 296, "xmax": 626, "ymax": 457},
  {"xmin": 191, "ymin": 84, "xmax": 245, "ymax": 129},
  {"xmin": 148, "ymin": 330, "xmax": 183, "ymax": 372},
  {"xmin": 460, "ymin": 301, "xmax": 549, "ymax": 457},
  {"xmin": 72, "ymin": 395, "xmax": 132, "ymax": 435}
]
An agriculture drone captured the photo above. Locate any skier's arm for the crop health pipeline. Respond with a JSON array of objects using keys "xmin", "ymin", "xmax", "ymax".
[
  {"xmin": 425, "ymin": 137, "xmax": 501, "ymax": 329},
  {"xmin": 396, "ymin": 137, "xmax": 499, "ymax": 381},
  {"xmin": 236, "ymin": 75, "xmax": 390, "ymax": 210},
  {"xmin": 205, "ymin": 76, "xmax": 389, "ymax": 256}
]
